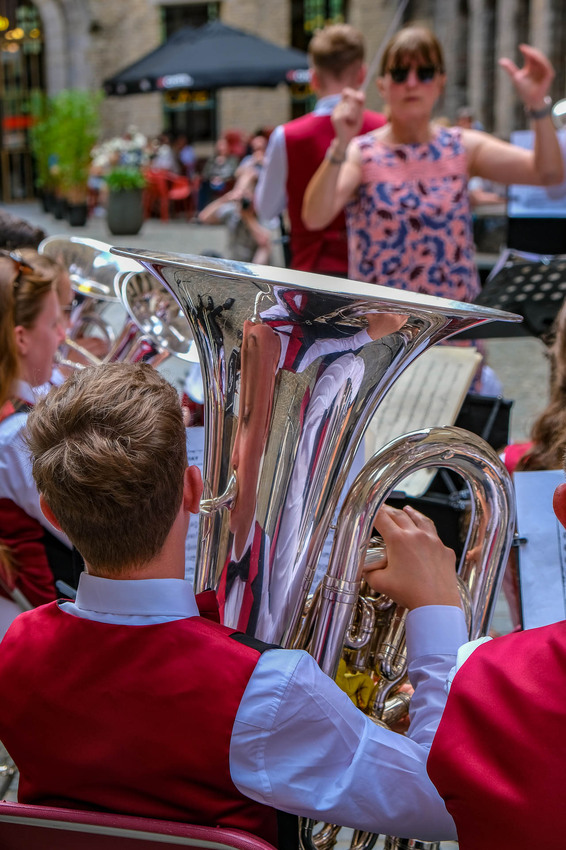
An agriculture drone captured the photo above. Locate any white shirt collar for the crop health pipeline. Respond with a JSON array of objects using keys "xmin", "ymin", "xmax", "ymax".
[
  {"xmin": 13, "ymin": 380, "xmax": 36, "ymax": 404},
  {"xmin": 71, "ymin": 572, "xmax": 200, "ymax": 620},
  {"xmin": 313, "ymin": 94, "xmax": 342, "ymax": 115}
]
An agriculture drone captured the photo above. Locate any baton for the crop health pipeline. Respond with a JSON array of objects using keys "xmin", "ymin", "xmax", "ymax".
[{"xmin": 360, "ymin": 0, "xmax": 411, "ymax": 93}]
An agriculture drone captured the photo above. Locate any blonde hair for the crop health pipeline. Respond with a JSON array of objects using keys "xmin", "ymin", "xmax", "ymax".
[
  {"xmin": 0, "ymin": 251, "xmax": 57, "ymax": 410},
  {"xmin": 308, "ymin": 23, "xmax": 365, "ymax": 79},
  {"xmin": 25, "ymin": 362, "xmax": 187, "ymax": 575},
  {"xmin": 379, "ymin": 25, "xmax": 445, "ymax": 76}
]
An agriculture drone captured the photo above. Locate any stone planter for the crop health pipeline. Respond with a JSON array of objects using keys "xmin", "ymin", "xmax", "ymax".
[
  {"xmin": 106, "ymin": 188, "xmax": 144, "ymax": 236},
  {"xmin": 67, "ymin": 202, "xmax": 88, "ymax": 227}
]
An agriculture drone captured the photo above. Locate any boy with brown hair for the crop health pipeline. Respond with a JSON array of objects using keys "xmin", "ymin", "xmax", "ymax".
[
  {"xmin": 0, "ymin": 362, "xmax": 465, "ymax": 845},
  {"xmin": 255, "ymin": 23, "xmax": 385, "ymax": 274}
]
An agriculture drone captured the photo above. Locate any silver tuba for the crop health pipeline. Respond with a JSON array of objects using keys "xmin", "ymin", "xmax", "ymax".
[{"xmin": 111, "ymin": 248, "xmax": 518, "ymax": 848}]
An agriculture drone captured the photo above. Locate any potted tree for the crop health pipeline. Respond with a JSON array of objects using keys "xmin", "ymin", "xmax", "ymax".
[
  {"xmin": 51, "ymin": 89, "xmax": 102, "ymax": 226},
  {"xmin": 105, "ymin": 166, "xmax": 147, "ymax": 236},
  {"xmin": 29, "ymin": 93, "xmax": 57, "ymax": 213}
]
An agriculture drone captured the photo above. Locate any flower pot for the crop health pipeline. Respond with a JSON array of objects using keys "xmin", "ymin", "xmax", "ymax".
[
  {"xmin": 67, "ymin": 202, "xmax": 88, "ymax": 227},
  {"xmin": 52, "ymin": 196, "xmax": 67, "ymax": 220},
  {"xmin": 106, "ymin": 188, "xmax": 144, "ymax": 236}
]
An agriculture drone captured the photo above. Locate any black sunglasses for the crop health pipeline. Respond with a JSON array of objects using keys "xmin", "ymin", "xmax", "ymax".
[
  {"xmin": 388, "ymin": 65, "xmax": 438, "ymax": 84},
  {"xmin": 0, "ymin": 250, "xmax": 34, "ymax": 290}
]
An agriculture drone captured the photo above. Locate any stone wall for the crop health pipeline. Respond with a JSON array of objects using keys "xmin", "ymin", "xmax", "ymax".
[{"xmin": 35, "ymin": 0, "xmax": 566, "ymax": 144}]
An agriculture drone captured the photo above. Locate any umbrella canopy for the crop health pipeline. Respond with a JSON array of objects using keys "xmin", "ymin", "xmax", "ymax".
[{"xmin": 104, "ymin": 21, "xmax": 310, "ymax": 95}]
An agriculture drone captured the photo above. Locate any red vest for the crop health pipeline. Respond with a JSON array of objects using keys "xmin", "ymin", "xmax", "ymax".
[
  {"xmin": 502, "ymin": 441, "xmax": 532, "ymax": 474},
  {"xmin": 0, "ymin": 600, "xmax": 278, "ymax": 845},
  {"xmin": 0, "ymin": 498, "xmax": 56, "ymax": 607},
  {"xmin": 427, "ymin": 623, "xmax": 566, "ymax": 849},
  {"xmin": 284, "ymin": 110, "xmax": 385, "ymax": 274},
  {"xmin": 0, "ymin": 398, "xmax": 56, "ymax": 607}
]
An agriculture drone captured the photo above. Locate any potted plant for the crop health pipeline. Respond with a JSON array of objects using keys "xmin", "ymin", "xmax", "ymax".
[
  {"xmin": 29, "ymin": 93, "xmax": 57, "ymax": 213},
  {"xmin": 50, "ymin": 89, "xmax": 102, "ymax": 226},
  {"xmin": 105, "ymin": 166, "xmax": 147, "ymax": 236}
]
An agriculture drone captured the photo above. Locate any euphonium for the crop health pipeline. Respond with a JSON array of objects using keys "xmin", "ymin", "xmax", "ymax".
[
  {"xmin": 38, "ymin": 235, "xmax": 142, "ymax": 366},
  {"xmin": 111, "ymin": 248, "xmax": 519, "ymax": 848},
  {"xmin": 117, "ymin": 269, "xmax": 199, "ymax": 367}
]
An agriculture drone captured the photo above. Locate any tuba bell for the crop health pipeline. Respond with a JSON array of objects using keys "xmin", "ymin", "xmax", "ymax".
[
  {"xmin": 38, "ymin": 235, "xmax": 143, "ymax": 367},
  {"xmin": 111, "ymin": 248, "xmax": 518, "ymax": 849}
]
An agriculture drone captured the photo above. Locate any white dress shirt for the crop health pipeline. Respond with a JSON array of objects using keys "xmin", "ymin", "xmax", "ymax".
[
  {"xmin": 60, "ymin": 573, "xmax": 466, "ymax": 841},
  {"xmin": 0, "ymin": 381, "xmax": 69, "ymax": 547},
  {"xmin": 254, "ymin": 95, "xmax": 342, "ymax": 222}
]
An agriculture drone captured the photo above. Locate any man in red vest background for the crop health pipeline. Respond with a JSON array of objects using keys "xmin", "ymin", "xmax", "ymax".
[
  {"xmin": 255, "ymin": 23, "xmax": 385, "ymax": 275},
  {"xmin": 0, "ymin": 362, "xmax": 466, "ymax": 846},
  {"xmin": 427, "ymin": 476, "xmax": 566, "ymax": 849}
]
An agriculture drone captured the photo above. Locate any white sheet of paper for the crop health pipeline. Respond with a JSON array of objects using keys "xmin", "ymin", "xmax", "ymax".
[
  {"xmin": 365, "ymin": 346, "xmax": 482, "ymax": 497},
  {"xmin": 184, "ymin": 426, "xmax": 205, "ymax": 583},
  {"xmin": 515, "ymin": 469, "xmax": 566, "ymax": 630}
]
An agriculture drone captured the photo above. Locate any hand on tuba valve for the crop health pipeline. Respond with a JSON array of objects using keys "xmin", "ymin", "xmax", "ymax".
[{"xmin": 362, "ymin": 504, "xmax": 461, "ymax": 611}]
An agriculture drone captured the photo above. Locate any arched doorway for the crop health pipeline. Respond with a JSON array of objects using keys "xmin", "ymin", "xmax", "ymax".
[{"xmin": 0, "ymin": 0, "xmax": 45, "ymax": 201}]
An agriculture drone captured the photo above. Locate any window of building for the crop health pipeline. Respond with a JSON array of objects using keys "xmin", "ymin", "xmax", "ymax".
[
  {"xmin": 290, "ymin": 0, "xmax": 347, "ymax": 118},
  {"xmin": 160, "ymin": 3, "xmax": 219, "ymax": 142},
  {"xmin": 0, "ymin": 0, "xmax": 44, "ymax": 200}
]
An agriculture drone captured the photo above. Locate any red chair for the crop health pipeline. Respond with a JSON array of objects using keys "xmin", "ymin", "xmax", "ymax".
[
  {"xmin": 0, "ymin": 801, "xmax": 279, "ymax": 850},
  {"xmin": 143, "ymin": 169, "xmax": 197, "ymax": 222},
  {"xmin": 142, "ymin": 169, "xmax": 170, "ymax": 221},
  {"xmin": 168, "ymin": 172, "xmax": 198, "ymax": 220}
]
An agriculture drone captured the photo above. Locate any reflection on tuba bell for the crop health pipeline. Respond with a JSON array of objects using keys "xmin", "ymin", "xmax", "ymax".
[
  {"xmin": 111, "ymin": 248, "xmax": 519, "ymax": 850},
  {"xmin": 38, "ymin": 235, "xmax": 143, "ymax": 367}
]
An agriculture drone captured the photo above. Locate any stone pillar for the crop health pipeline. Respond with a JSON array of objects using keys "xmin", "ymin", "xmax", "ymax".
[
  {"xmin": 530, "ymin": 0, "xmax": 551, "ymax": 56},
  {"xmin": 468, "ymin": 0, "xmax": 488, "ymax": 129},
  {"xmin": 35, "ymin": 0, "xmax": 69, "ymax": 93},
  {"xmin": 494, "ymin": 0, "xmax": 517, "ymax": 139}
]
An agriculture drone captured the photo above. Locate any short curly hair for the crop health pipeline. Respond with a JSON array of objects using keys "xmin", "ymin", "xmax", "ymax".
[
  {"xmin": 308, "ymin": 23, "xmax": 365, "ymax": 78},
  {"xmin": 25, "ymin": 362, "xmax": 187, "ymax": 575}
]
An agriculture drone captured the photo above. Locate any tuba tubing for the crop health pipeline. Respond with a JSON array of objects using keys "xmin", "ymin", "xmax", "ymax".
[{"xmin": 309, "ymin": 425, "xmax": 515, "ymax": 680}]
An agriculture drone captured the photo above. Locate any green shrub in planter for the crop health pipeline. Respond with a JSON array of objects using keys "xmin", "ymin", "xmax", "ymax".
[
  {"xmin": 51, "ymin": 89, "xmax": 102, "ymax": 205},
  {"xmin": 106, "ymin": 167, "xmax": 147, "ymax": 192},
  {"xmin": 106, "ymin": 167, "xmax": 147, "ymax": 236}
]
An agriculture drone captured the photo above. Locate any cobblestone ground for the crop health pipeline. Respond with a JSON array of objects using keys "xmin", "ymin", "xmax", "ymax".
[{"xmin": 1, "ymin": 201, "xmax": 548, "ymax": 844}]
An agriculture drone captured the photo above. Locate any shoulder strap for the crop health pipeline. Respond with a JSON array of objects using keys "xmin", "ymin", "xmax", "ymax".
[{"xmin": 228, "ymin": 631, "xmax": 280, "ymax": 654}]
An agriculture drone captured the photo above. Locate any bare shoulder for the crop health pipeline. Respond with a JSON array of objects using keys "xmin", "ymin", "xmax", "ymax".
[{"xmin": 459, "ymin": 127, "xmax": 491, "ymax": 155}]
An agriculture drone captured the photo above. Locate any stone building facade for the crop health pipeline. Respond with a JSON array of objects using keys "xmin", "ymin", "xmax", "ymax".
[
  {"xmin": 30, "ymin": 0, "xmax": 566, "ymax": 144},
  {"xmin": 5, "ymin": 0, "xmax": 566, "ymax": 162}
]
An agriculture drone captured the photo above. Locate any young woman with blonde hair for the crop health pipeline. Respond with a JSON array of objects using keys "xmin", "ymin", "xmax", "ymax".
[{"xmin": 0, "ymin": 250, "xmax": 71, "ymax": 636}]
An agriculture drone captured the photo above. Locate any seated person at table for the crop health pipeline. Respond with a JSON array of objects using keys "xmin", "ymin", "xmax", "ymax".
[{"xmin": 0, "ymin": 362, "xmax": 466, "ymax": 844}]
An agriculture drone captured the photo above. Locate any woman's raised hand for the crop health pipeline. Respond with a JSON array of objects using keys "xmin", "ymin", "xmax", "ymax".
[
  {"xmin": 498, "ymin": 44, "xmax": 555, "ymax": 111},
  {"xmin": 331, "ymin": 87, "xmax": 366, "ymax": 150}
]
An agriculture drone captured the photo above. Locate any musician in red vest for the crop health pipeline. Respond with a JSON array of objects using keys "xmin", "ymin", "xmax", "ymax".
[
  {"xmin": 426, "ymin": 476, "xmax": 566, "ymax": 848},
  {"xmin": 254, "ymin": 23, "xmax": 385, "ymax": 274},
  {"xmin": 0, "ymin": 250, "xmax": 70, "ymax": 630},
  {"xmin": 0, "ymin": 361, "xmax": 468, "ymax": 845}
]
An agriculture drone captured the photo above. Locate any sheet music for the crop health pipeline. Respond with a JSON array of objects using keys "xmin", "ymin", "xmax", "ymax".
[
  {"xmin": 515, "ymin": 470, "xmax": 566, "ymax": 630},
  {"xmin": 365, "ymin": 346, "xmax": 482, "ymax": 497},
  {"xmin": 184, "ymin": 426, "xmax": 205, "ymax": 583}
]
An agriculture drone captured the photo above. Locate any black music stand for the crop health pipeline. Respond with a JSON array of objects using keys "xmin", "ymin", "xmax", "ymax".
[{"xmin": 464, "ymin": 248, "xmax": 566, "ymax": 340}]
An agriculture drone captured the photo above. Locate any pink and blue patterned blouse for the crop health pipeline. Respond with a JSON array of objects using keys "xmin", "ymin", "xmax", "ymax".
[{"xmin": 346, "ymin": 126, "xmax": 480, "ymax": 302}]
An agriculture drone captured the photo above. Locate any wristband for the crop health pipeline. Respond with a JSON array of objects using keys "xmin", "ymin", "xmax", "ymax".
[
  {"xmin": 325, "ymin": 144, "xmax": 346, "ymax": 165},
  {"xmin": 525, "ymin": 96, "xmax": 553, "ymax": 120}
]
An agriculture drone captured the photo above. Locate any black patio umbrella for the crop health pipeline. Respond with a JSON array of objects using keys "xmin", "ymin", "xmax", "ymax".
[{"xmin": 103, "ymin": 21, "xmax": 310, "ymax": 95}]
